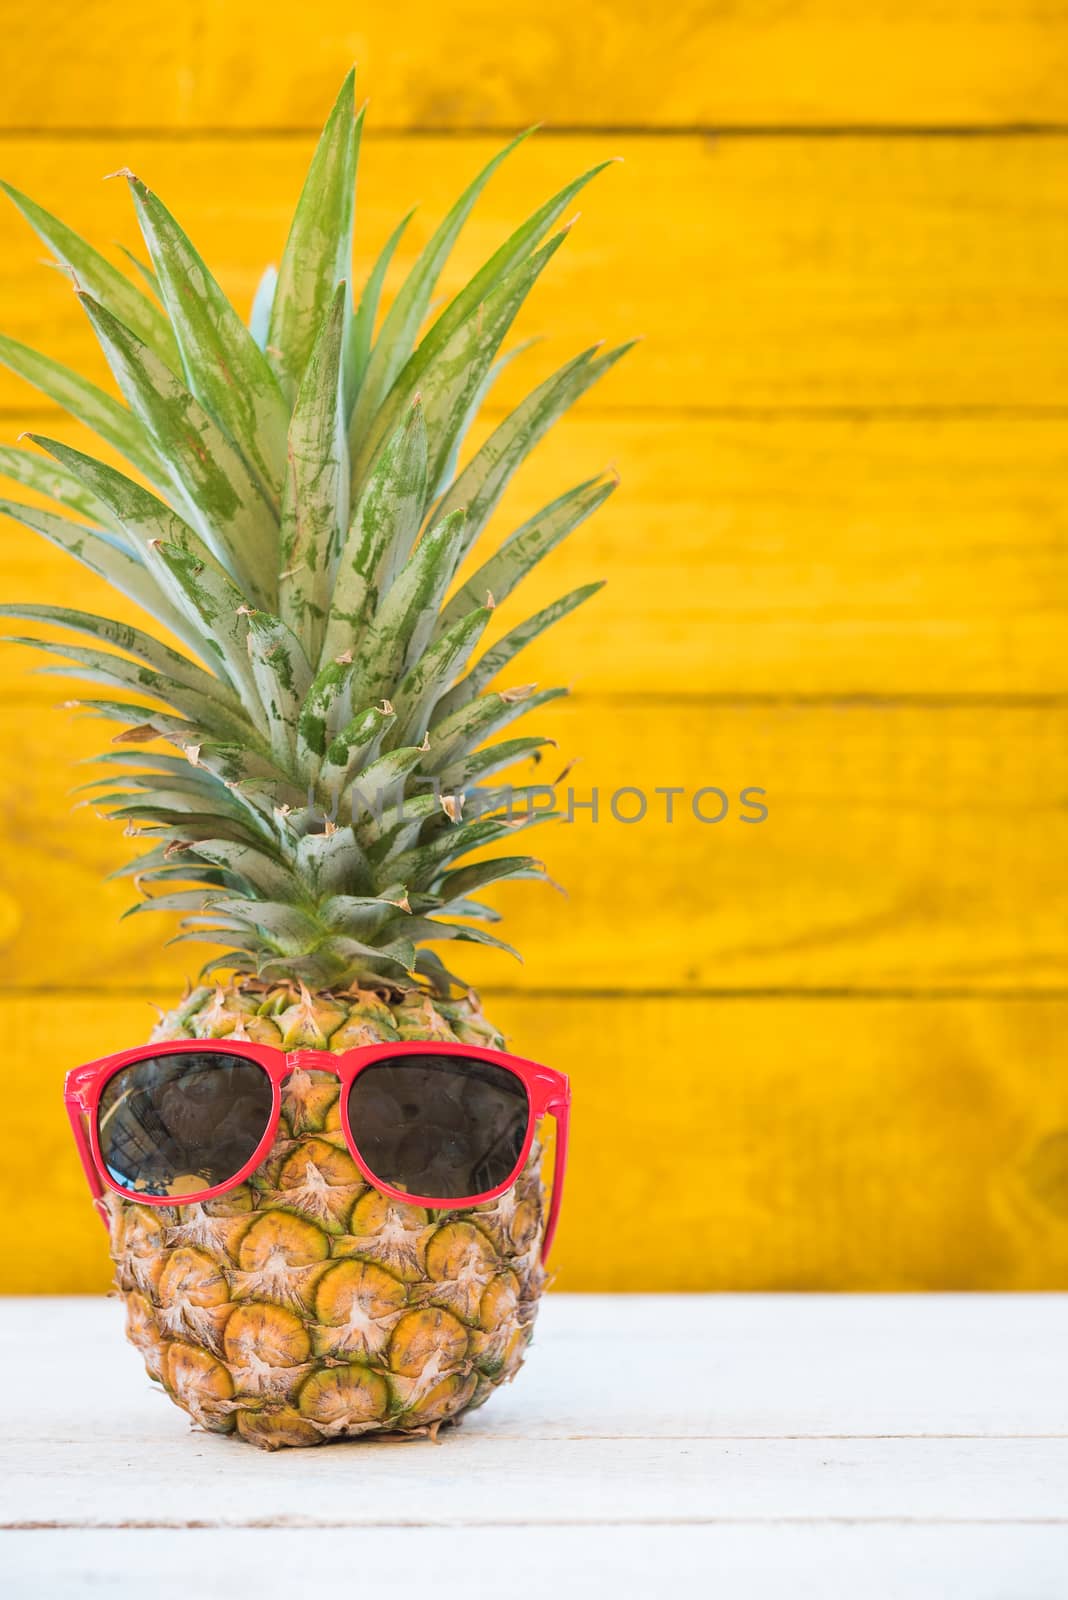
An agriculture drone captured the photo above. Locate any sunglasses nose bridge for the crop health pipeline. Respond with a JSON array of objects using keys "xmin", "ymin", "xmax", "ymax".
[{"xmin": 286, "ymin": 1049, "xmax": 343, "ymax": 1077}]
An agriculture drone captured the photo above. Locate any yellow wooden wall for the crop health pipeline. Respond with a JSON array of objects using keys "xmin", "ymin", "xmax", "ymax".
[{"xmin": 1, "ymin": 1, "xmax": 1067, "ymax": 1292}]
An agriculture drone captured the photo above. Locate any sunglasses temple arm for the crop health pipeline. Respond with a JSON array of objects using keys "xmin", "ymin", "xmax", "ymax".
[
  {"xmin": 65, "ymin": 1097, "xmax": 109, "ymax": 1228},
  {"xmin": 541, "ymin": 1098, "xmax": 570, "ymax": 1263}
]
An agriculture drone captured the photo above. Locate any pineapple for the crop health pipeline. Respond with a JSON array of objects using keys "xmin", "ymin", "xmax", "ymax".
[{"xmin": 0, "ymin": 73, "xmax": 628, "ymax": 1448}]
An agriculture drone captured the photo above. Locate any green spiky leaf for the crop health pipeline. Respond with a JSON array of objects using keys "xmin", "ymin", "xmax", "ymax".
[
  {"xmin": 278, "ymin": 285, "xmax": 348, "ymax": 659},
  {"xmin": 0, "ymin": 333, "xmax": 160, "ymax": 479},
  {"xmin": 1, "ymin": 179, "xmax": 180, "ymax": 369},
  {"xmin": 322, "ymin": 398, "xmax": 428, "ymax": 665},
  {"xmin": 124, "ymin": 172, "xmax": 289, "ymax": 504},
  {"xmin": 267, "ymin": 72, "xmax": 360, "ymax": 401},
  {"xmin": 75, "ymin": 292, "xmax": 279, "ymax": 604},
  {"xmin": 348, "ymin": 130, "xmax": 532, "ymax": 442}
]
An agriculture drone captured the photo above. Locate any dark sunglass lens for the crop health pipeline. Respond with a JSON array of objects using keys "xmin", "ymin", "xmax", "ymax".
[
  {"xmin": 346, "ymin": 1055, "xmax": 529, "ymax": 1200},
  {"xmin": 96, "ymin": 1052, "xmax": 273, "ymax": 1198}
]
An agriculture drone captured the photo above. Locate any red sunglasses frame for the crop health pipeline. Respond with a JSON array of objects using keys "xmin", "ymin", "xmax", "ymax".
[{"xmin": 65, "ymin": 1040, "xmax": 571, "ymax": 1261}]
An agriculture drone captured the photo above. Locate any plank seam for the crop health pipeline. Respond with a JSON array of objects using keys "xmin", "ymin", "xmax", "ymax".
[
  {"xmin": 5, "ymin": 1432, "xmax": 1066, "ymax": 1445},
  {"xmin": 7, "ymin": 1516, "xmax": 1068, "ymax": 1531},
  {"xmin": 1, "ymin": 124, "xmax": 1067, "ymax": 140}
]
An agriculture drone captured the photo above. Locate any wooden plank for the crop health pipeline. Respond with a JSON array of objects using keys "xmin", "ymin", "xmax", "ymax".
[
  {"xmin": 3, "ymin": 2, "xmax": 1068, "ymax": 129},
  {"xmin": 6, "ymin": 1423, "xmax": 1068, "ymax": 1527},
  {"xmin": 0, "ymin": 700, "xmax": 1064, "ymax": 995},
  {"xmin": 0, "ymin": 135, "xmax": 1066, "ymax": 412},
  {"xmin": 7, "ymin": 1293, "xmax": 1068, "ymax": 1439},
  {"xmin": 3, "ymin": 1379, "xmax": 1068, "ymax": 1521},
  {"xmin": 4, "ymin": 415, "xmax": 1067, "ymax": 697},
  {"xmin": 6, "ymin": 994, "xmax": 1068, "ymax": 1293},
  {"xmin": 5, "ymin": 1524, "xmax": 1068, "ymax": 1600}
]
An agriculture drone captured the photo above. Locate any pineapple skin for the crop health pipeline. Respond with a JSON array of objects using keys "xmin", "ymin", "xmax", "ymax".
[{"xmin": 108, "ymin": 980, "xmax": 546, "ymax": 1449}]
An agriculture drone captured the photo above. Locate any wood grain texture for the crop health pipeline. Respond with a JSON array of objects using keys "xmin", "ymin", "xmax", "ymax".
[
  {"xmin": 0, "ymin": 700, "xmax": 1065, "ymax": 994},
  {"xmin": 1, "ymin": 136, "xmax": 1067, "ymax": 414},
  {"xmin": 4, "ymin": 415, "xmax": 1067, "ymax": 697},
  {"xmin": 6, "ymin": 996, "xmax": 1068, "ymax": 1293},
  {"xmin": 2, "ymin": 1, "xmax": 1067, "ymax": 129}
]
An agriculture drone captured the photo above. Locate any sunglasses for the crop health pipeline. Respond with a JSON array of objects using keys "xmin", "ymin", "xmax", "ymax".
[{"xmin": 65, "ymin": 1040, "xmax": 570, "ymax": 1261}]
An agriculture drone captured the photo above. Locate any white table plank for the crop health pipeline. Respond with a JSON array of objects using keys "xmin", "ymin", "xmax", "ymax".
[
  {"xmin": 4, "ymin": 1293, "xmax": 1067, "ymax": 1441},
  {"xmin": 5, "ymin": 1434, "xmax": 1068, "ymax": 1525},
  {"xmin": 2, "ymin": 1294, "xmax": 1066, "ymax": 1598},
  {"xmin": 521, "ymin": 1292, "xmax": 1068, "ymax": 1438},
  {"xmin": 4, "ymin": 1526, "xmax": 1068, "ymax": 1600}
]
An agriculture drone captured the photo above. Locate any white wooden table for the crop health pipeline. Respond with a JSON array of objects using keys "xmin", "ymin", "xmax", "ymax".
[{"xmin": 2, "ymin": 1294, "xmax": 1066, "ymax": 1597}]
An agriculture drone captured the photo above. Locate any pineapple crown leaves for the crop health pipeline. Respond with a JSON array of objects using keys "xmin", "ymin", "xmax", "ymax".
[{"xmin": 0, "ymin": 72, "xmax": 631, "ymax": 992}]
